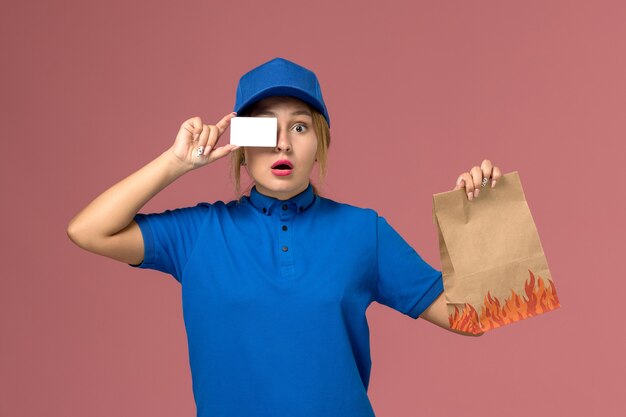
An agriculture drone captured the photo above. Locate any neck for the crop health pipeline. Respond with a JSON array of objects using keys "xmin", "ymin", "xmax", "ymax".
[{"xmin": 255, "ymin": 182, "xmax": 310, "ymax": 201}]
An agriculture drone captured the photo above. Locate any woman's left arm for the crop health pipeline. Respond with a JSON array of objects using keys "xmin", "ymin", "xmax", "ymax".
[{"xmin": 418, "ymin": 159, "xmax": 503, "ymax": 337}]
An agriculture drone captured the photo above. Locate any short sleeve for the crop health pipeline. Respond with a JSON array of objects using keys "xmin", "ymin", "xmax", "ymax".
[
  {"xmin": 128, "ymin": 203, "xmax": 211, "ymax": 283},
  {"xmin": 375, "ymin": 216, "xmax": 444, "ymax": 319}
]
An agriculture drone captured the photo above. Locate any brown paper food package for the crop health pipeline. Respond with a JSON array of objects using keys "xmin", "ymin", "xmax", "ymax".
[{"xmin": 432, "ymin": 171, "xmax": 560, "ymax": 334}]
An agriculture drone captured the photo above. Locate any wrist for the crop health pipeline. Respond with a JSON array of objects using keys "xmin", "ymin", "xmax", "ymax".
[{"xmin": 161, "ymin": 148, "xmax": 194, "ymax": 177}]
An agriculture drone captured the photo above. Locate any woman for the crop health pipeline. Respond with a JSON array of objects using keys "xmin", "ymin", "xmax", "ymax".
[{"xmin": 67, "ymin": 57, "xmax": 502, "ymax": 417}]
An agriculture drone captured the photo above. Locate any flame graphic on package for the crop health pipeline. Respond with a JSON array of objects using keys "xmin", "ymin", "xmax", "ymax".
[{"xmin": 448, "ymin": 270, "xmax": 560, "ymax": 334}]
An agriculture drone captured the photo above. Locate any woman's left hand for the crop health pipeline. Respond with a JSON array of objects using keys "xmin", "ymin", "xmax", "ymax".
[{"xmin": 453, "ymin": 159, "xmax": 503, "ymax": 200}]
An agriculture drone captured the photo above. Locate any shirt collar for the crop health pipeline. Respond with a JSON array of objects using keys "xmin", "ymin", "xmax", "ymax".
[{"xmin": 248, "ymin": 183, "xmax": 316, "ymax": 215}]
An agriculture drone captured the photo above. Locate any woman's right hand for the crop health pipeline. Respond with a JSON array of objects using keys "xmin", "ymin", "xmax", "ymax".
[{"xmin": 169, "ymin": 112, "xmax": 239, "ymax": 170}]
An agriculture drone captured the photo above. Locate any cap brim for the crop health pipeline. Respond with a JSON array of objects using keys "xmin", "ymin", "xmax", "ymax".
[{"xmin": 235, "ymin": 86, "xmax": 329, "ymax": 125}]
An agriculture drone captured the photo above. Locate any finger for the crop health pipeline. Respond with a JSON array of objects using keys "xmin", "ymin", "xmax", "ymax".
[
  {"xmin": 457, "ymin": 172, "xmax": 474, "ymax": 200},
  {"xmin": 215, "ymin": 112, "xmax": 238, "ymax": 136},
  {"xmin": 207, "ymin": 144, "xmax": 240, "ymax": 163},
  {"xmin": 188, "ymin": 116, "xmax": 203, "ymax": 140},
  {"xmin": 205, "ymin": 112, "xmax": 237, "ymax": 155},
  {"xmin": 480, "ymin": 159, "xmax": 494, "ymax": 184},
  {"xmin": 464, "ymin": 173, "xmax": 475, "ymax": 200},
  {"xmin": 470, "ymin": 166, "xmax": 486, "ymax": 198},
  {"xmin": 205, "ymin": 125, "xmax": 220, "ymax": 155},
  {"xmin": 197, "ymin": 124, "xmax": 211, "ymax": 157},
  {"xmin": 454, "ymin": 172, "xmax": 469, "ymax": 190},
  {"xmin": 491, "ymin": 165, "xmax": 503, "ymax": 188},
  {"xmin": 183, "ymin": 116, "xmax": 203, "ymax": 141},
  {"xmin": 454, "ymin": 174, "xmax": 465, "ymax": 191}
]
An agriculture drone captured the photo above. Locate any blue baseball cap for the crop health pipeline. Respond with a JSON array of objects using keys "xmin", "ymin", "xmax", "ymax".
[{"xmin": 234, "ymin": 57, "xmax": 331, "ymax": 127}]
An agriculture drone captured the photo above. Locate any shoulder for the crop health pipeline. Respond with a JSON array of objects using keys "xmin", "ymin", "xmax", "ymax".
[
  {"xmin": 316, "ymin": 195, "xmax": 379, "ymax": 222},
  {"xmin": 137, "ymin": 199, "xmax": 235, "ymax": 220},
  {"xmin": 316, "ymin": 195, "xmax": 402, "ymax": 235},
  {"xmin": 196, "ymin": 198, "xmax": 244, "ymax": 212}
]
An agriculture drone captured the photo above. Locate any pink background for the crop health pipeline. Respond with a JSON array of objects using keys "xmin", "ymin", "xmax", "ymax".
[{"xmin": 1, "ymin": 1, "xmax": 624, "ymax": 416}]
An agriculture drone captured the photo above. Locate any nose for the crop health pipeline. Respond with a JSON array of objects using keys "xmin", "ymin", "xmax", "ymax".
[{"xmin": 275, "ymin": 127, "xmax": 292, "ymax": 152}]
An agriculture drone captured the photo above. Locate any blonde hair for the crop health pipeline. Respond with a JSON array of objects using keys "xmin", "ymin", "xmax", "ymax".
[{"xmin": 230, "ymin": 101, "xmax": 331, "ymax": 198}]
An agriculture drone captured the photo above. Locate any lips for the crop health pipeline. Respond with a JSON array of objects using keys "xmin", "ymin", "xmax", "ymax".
[{"xmin": 271, "ymin": 159, "xmax": 293, "ymax": 170}]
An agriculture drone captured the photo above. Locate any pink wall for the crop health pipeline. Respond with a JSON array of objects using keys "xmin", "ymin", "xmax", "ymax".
[{"xmin": 2, "ymin": 1, "xmax": 624, "ymax": 416}]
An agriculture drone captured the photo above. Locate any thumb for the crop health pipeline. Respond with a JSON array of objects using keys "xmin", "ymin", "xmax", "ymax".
[{"xmin": 453, "ymin": 176, "xmax": 465, "ymax": 191}]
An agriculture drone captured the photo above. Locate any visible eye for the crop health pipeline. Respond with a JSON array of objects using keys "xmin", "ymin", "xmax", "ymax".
[{"xmin": 293, "ymin": 123, "xmax": 307, "ymax": 133}]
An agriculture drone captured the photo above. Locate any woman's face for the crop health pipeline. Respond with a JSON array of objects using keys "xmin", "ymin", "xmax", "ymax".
[{"xmin": 244, "ymin": 96, "xmax": 318, "ymax": 200}]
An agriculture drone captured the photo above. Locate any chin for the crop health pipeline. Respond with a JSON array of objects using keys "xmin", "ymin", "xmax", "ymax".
[{"xmin": 257, "ymin": 177, "xmax": 309, "ymax": 197}]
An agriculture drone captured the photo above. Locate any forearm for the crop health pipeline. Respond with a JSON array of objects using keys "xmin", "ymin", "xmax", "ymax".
[
  {"xmin": 419, "ymin": 293, "xmax": 485, "ymax": 336},
  {"xmin": 448, "ymin": 327, "xmax": 484, "ymax": 337},
  {"xmin": 67, "ymin": 149, "xmax": 190, "ymax": 242}
]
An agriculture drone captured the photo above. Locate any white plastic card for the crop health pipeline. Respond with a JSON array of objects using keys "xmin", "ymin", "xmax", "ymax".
[{"xmin": 230, "ymin": 117, "xmax": 277, "ymax": 147}]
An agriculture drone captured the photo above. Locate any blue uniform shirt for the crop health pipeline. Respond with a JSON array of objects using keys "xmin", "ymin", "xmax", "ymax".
[{"xmin": 130, "ymin": 183, "xmax": 443, "ymax": 417}]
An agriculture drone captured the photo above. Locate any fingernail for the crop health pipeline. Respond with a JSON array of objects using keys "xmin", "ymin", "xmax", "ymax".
[
  {"xmin": 203, "ymin": 146, "xmax": 211, "ymax": 155},
  {"xmin": 468, "ymin": 192, "xmax": 473, "ymax": 200},
  {"xmin": 474, "ymin": 189, "xmax": 480, "ymax": 198},
  {"xmin": 194, "ymin": 133, "xmax": 200, "ymax": 140},
  {"xmin": 491, "ymin": 179, "xmax": 496, "ymax": 188}
]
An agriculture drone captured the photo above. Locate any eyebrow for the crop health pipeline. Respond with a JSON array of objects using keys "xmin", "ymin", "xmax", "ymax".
[{"xmin": 252, "ymin": 108, "xmax": 312, "ymax": 118}]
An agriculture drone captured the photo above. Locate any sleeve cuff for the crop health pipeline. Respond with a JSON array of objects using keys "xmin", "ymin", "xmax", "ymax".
[
  {"xmin": 407, "ymin": 272, "xmax": 444, "ymax": 319},
  {"xmin": 127, "ymin": 214, "xmax": 154, "ymax": 269}
]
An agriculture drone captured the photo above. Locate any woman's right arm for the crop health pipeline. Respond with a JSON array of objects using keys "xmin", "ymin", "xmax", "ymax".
[{"xmin": 66, "ymin": 112, "xmax": 238, "ymax": 265}]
